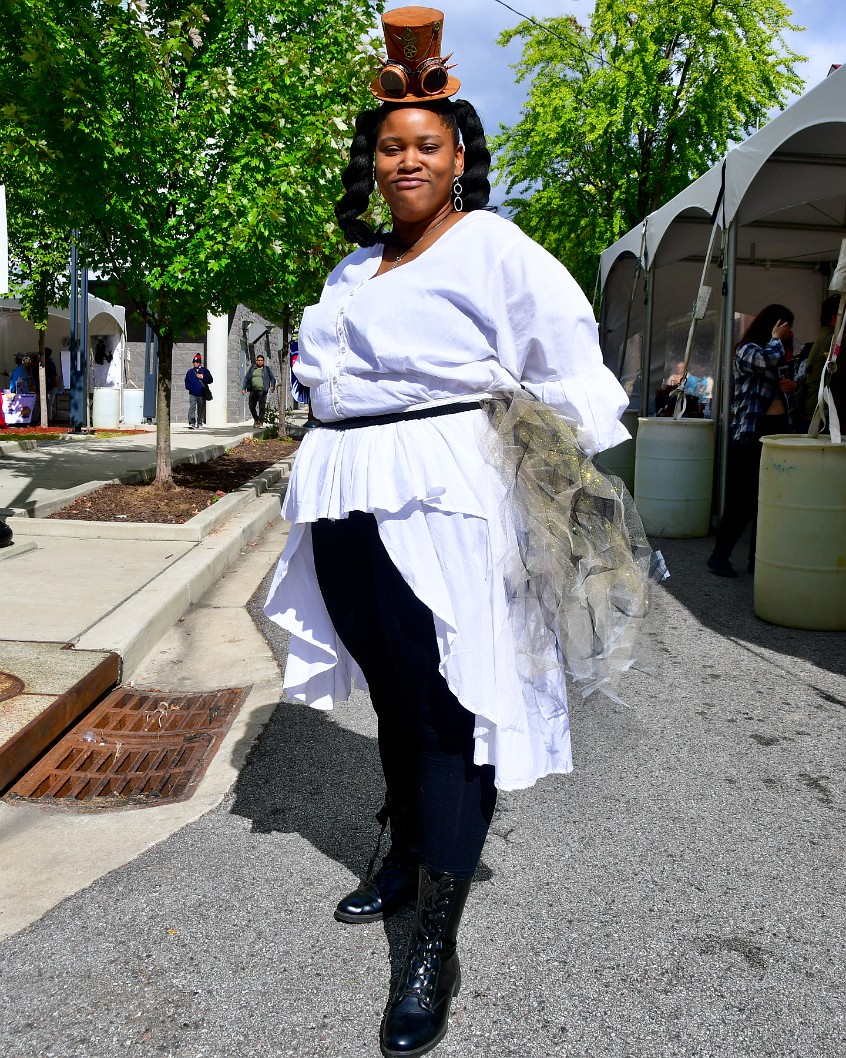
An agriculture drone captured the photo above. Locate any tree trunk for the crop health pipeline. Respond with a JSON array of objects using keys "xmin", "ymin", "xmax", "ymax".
[
  {"xmin": 280, "ymin": 305, "xmax": 290, "ymax": 437},
  {"xmin": 154, "ymin": 331, "xmax": 174, "ymax": 488},
  {"xmin": 37, "ymin": 329, "xmax": 48, "ymax": 426}
]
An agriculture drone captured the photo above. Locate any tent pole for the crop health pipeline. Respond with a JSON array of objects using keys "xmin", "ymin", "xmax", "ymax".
[
  {"xmin": 80, "ymin": 262, "xmax": 89, "ymax": 429},
  {"xmin": 641, "ymin": 267, "xmax": 654, "ymax": 418},
  {"xmin": 68, "ymin": 236, "xmax": 84, "ymax": 432},
  {"xmin": 716, "ymin": 221, "xmax": 737, "ymax": 517}
]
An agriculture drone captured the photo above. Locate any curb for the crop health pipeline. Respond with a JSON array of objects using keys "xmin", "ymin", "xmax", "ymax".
[
  {"xmin": 0, "ymin": 648, "xmax": 120, "ymax": 794},
  {"xmin": 10, "ymin": 456, "xmax": 297, "ymax": 543},
  {"xmin": 73, "ymin": 484, "xmax": 287, "ymax": 677},
  {"xmin": 2, "ymin": 436, "xmax": 259, "ymax": 520},
  {"xmin": 0, "ymin": 438, "xmax": 41, "ymax": 456},
  {"xmin": 0, "ymin": 540, "xmax": 37, "ymax": 561}
]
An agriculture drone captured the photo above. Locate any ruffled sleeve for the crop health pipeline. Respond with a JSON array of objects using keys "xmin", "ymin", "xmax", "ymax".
[{"xmin": 484, "ymin": 230, "xmax": 630, "ymax": 456}]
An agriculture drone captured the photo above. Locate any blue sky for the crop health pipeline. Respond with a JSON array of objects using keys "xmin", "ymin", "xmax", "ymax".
[{"xmin": 418, "ymin": 0, "xmax": 845, "ymax": 139}]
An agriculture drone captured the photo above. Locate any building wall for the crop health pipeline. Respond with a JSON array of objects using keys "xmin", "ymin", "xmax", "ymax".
[
  {"xmin": 123, "ymin": 305, "xmax": 287, "ymax": 424},
  {"xmin": 227, "ymin": 305, "xmax": 287, "ymax": 425}
]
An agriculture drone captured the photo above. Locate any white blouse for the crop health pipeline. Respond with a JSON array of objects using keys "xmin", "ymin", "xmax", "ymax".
[
  {"xmin": 293, "ymin": 210, "xmax": 629, "ymax": 455},
  {"xmin": 265, "ymin": 210, "xmax": 631, "ymax": 790}
]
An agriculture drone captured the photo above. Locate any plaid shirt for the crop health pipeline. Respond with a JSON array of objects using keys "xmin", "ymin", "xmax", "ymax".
[{"xmin": 731, "ymin": 338, "xmax": 785, "ymax": 441}]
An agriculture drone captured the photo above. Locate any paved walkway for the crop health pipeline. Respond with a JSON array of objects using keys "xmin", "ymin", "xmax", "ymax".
[
  {"xmin": 0, "ymin": 421, "xmax": 292, "ymax": 659},
  {"xmin": 0, "ymin": 420, "xmax": 298, "ymax": 800}
]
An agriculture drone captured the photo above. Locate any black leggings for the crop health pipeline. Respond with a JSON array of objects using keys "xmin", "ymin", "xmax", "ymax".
[
  {"xmin": 248, "ymin": 390, "xmax": 268, "ymax": 423},
  {"xmin": 713, "ymin": 415, "xmax": 791, "ymax": 563},
  {"xmin": 311, "ymin": 511, "xmax": 496, "ymax": 879}
]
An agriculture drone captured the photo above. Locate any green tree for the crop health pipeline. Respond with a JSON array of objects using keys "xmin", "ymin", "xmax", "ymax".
[
  {"xmin": 493, "ymin": 0, "xmax": 805, "ymax": 294},
  {"xmin": 0, "ymin": 0, "xmax": 379, "ymax": 482}
]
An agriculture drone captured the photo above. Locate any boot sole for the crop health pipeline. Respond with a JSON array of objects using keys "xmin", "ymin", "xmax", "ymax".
[
  {"xmin": 334, "ymin": 907, "xmax": 385, "ymax": 924},
  {"xmin": 334, "ymin": 896, "xmax": 415, "ymax": 924}
]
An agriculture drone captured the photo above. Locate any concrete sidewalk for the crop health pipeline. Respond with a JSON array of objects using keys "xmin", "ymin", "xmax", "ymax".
[
  {"xmin": 0, "ymin": 419, "xmax": 301, "ymax": 797},
  {"xmin": 0, "ymin": 515, "xmax": 290, "ymax": 938}
]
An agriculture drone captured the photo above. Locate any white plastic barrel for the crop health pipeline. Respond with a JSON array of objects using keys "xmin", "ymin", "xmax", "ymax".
[
  {"xmin": 634, "ymin": 418, "xmax": 715, "ymax": 537},
  {"xmin": 596, "ymin": 410, "xmax": 639, "ymax": 493},
  {"xmin": 122, "ymin": 387, "xmax": 144, "ymax": 425},
  {"xmin": 755, "ymin": 436, "xmax": 846, "ymax": 630},
  {"xmin": 92, "ymin": 387, "xmax": 120, "ymax": 429}
]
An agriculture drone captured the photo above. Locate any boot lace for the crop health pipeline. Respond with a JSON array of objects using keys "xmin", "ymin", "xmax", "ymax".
[{"xmin": 393, "ymin": 877, "xmax": 460, "ymax": 1009}]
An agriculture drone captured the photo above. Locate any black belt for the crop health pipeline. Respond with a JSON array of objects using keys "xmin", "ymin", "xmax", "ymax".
[{"xmin": 315, "ymin": 400, "xmax": 485, "ymax": 432}]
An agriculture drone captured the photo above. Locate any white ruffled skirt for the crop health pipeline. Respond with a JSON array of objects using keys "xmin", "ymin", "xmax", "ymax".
[{"xmin": 263, "ymin": 408, "xmax": 572, "ymax": 791}]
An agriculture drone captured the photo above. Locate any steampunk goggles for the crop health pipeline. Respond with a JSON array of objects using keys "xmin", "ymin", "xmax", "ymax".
[{"xmin": 376, "ymin": 55, "xmax": 453, "ymax": 98}]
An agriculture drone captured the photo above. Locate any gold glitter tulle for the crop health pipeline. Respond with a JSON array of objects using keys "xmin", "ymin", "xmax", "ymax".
[{"xmin": 482, "ymin": 391, "xmax": 661, "ymax": 702}]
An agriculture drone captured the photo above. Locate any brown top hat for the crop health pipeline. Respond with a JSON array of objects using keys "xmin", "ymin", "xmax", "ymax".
[{"xmin": 370, "ymin": 6, "xmax": 460, "ymax": 104}]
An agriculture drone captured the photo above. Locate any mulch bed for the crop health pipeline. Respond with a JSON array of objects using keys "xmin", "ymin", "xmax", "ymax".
[
  {"xmin": 50, "ymin": 437, "xmax": 300, "ymax": 524},
  {"xmin": 1, "ymin": 427, "xmax": 150, "ymax": 438}
]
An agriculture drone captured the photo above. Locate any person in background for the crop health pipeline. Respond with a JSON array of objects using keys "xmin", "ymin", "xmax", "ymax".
[
  {"xmin": 289, "ymin": 338, "xmax": 308, "ymax": 405},
  {"xmin": 10, "ymin": 355, "xmax": 34, "ymax": 395},
  {"xmin": 708, "ymin": 304, "xmax": 795, "ymax": 578},
  {"xmin": 830, "ymin": 329, "xmax": 845, "ymax": 427},
  {"xmin": 9, "ymin": 355, "xmax": 38, "ymax": 425},
  {"xmin": 242, "ymin": 352, "xmax": 276, "ymax": 427},
  {"xmin": 184, "ymin": 353, "xmax": 213, "ymax": 429}
]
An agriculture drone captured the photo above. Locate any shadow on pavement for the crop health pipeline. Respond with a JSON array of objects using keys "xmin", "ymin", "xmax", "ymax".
[
  {"xmin": 229, "ymin": 694, "xmax": 494, "ymax": 986},
  {"xmin": 230, "ymin": 699, "xmax": 383, "ymax": 864},
  {"xmin": 653, "ymin": 533, "xmax": 846, "ymax": 682},
  {"xmin": 228, "ymin": 698, "xmax": 417, "ymax": 984}
]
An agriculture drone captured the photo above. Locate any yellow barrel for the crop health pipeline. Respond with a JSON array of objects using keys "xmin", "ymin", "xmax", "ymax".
[
  {"xmin": 596, "ymin": 410, "xmax": 639, "ymax": 493},
  {"xmin": 634, "ymin": 418, "xmax": 715, "ymax": 537},
  {"xmin": 755, "ymin": 436, "xmax": 846, "ymax": 630}
]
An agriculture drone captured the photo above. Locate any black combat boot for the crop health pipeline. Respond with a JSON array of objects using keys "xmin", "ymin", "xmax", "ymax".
[
  {"xmin": 380, "ymin": 865, "xmax": 472, "ymax": 1057},
  {"xmin": 335, "ymin": 796, "xmax": 420, "ymax": 924}
]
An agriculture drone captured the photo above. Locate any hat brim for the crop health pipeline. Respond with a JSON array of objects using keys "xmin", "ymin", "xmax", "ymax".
[{"xmin": 369, "ymin": 72, "xmax": 460, "ymax": 104}]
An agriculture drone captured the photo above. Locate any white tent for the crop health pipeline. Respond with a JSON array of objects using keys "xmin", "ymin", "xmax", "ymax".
[
  {"xmin": 0, "ymin": 294, "xmax": 126, "ymax": 396},
  {"xmin": 600, "ymin": 63, "xmax": 846, "ymax": 437}
]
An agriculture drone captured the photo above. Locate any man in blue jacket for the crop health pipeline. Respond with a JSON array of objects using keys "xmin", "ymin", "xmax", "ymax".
[
  {"xmin": 184, "ymin": 354, "xmax": 213, "ymax": 429},
  {"xmin": 242, "ymin": 353, "xmax": 276, "ymax": 427}
]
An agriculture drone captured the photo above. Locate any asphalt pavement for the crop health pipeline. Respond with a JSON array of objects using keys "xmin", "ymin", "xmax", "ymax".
[{"xmin": 1, "ymin": 529, "xmax": 844, "ymax": 1058}]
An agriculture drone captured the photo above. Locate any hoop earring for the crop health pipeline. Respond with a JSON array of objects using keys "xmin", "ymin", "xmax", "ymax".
[{"xmin": 452, "ymin": 176, "xmax": 463, "ymax": 213}]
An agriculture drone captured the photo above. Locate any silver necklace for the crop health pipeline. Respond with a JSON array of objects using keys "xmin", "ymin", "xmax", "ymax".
[{"xmin": 389, "ymin": 212, "xmax": 453, "ymax": 271}]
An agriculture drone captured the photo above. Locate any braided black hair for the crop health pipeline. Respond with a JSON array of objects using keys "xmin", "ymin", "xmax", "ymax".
[{"xmin": 334, "ymin": 98, "xmax": 491, "ymax": 247}]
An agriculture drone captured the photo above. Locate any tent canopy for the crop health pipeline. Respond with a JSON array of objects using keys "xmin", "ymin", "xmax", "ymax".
[
  {"xmin": 0, "ymin": 295, "xmax": 126, "ymax": 388},
  {"xmin": 600, "ymin": 64, "xmax": 846, "ymax": 420},
  {"xmin": 601, "ymin": 63, "xmax": 846, "ymax": 286}
]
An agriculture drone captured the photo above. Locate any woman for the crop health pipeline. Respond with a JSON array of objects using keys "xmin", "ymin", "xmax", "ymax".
[
  {"xmin": 265, "ymin": 8, "xmax": 647, "ymax": 1056},
  {"xmin": 707, "ymin": 304, "xmax": 795, "ymax": 578}
]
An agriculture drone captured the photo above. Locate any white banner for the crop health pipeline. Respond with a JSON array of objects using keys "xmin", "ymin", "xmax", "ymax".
[{"xmin": 0, "ymin": 185, "xmax": 7, "ymax": 295}]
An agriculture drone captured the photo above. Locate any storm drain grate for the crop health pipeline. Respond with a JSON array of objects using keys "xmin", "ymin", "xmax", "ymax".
[
  {"xmin": 0, "ymin": 671, "xmax": 25, "ymax": 703},
  {"xmin": 4, "ymin": 685, "xmax": 248, "ymax": 810}
]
